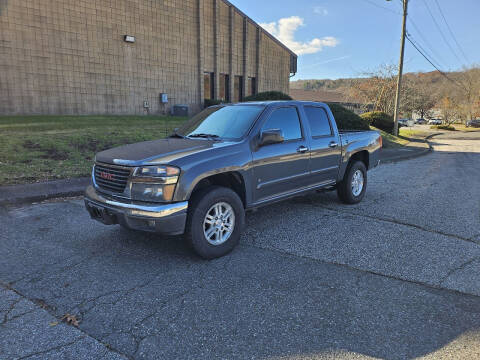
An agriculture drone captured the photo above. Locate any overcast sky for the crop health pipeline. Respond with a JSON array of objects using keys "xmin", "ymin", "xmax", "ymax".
[{"xmin": 229, "ymin": 0, "xmax": 480, "ymax": 80}]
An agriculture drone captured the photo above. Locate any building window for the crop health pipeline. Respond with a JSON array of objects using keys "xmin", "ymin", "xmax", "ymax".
[
  {"xmin": 204, "ymin": 72, "xmax": 214, "ymax": 100},
  {"xmin": 234, "ymin": 76, "xmax": 243, "ymax": 103},
  {"xmin": 247, "ymin": 77, "xmax": 256, "ymax": 97},
  {"xmin": 219, "ymin": 74, "xmax": 230, "ymax": 102}
]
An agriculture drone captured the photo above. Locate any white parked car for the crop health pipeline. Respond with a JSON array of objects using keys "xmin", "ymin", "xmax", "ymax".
[{"xmin": 428, "ymin": 119, "xmax": 442, "ymax": 125}]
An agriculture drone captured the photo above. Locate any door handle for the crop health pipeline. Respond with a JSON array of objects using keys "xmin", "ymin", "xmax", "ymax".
[
  {"xmin": 297, "ymin": 145, "xmax": 309, "ymax": 153},
  {"xmin": 329, "ymin": 141, "xmax": 338, "ymax": 148}
]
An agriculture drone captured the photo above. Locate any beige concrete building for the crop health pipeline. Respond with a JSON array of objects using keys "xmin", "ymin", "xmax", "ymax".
[{"xmin": 0, "ymin": 0, "xmax": 297, "ymax": 115}]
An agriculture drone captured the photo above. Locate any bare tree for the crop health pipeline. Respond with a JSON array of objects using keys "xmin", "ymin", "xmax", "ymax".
[
  {"xmin": 345, "ymin": 64, "xmax": 479, "ymax": 122},
  {"xmin": 348, "ymin": 64, "xmax": 398, "ymax": 114},
  {"xmin": 455, "ymin": 66, "xmax": 480, "ymax": 122},
  {"xmin": 439, "ymin": 96, "xmax": 461, "ymax": 125},
  {"xmin": 402, "ymin": 77, "xmax": 436, "ymax": 119}
]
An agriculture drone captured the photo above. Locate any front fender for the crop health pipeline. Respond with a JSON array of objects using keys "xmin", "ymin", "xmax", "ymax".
[{"xmin": 172, "ymin": 145, "xmax": 253, "ymax": 204}]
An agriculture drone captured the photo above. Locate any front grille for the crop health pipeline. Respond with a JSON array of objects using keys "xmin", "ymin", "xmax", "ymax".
[{"xmin": 94, "ymin": 163, "xmax": 131, "ymax": 193}]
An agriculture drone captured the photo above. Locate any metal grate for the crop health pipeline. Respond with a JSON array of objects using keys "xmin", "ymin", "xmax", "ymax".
[{"xmin": 94, "ymin": 163, "xmax": 131, "ymax": 193}]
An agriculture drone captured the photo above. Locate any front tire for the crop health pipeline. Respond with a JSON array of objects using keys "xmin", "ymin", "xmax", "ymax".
[
  {"xmin": 185, "ymin": 186, "xmax": 245, "ymax": 259},
  {"xmin": 337, "ymin": 161, "xmax": 367, "ymax": 204}
]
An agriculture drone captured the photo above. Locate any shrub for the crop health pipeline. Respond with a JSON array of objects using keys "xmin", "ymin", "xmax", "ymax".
[
  {"xmin": 360, "ymin": 111, "xmax": 394, "ymax": 133},
  {"xmin": 431, "ymin": 125, "xmax": 456, "ymax": 131},
  {"xmin": 204, "ymin": 99, "xmax": 224, "ymax": 108},
  {"xmin": 326, "ymin": 103, "xmax": 370, "ymax": 131},
  {"xmin": 242, "ymin": 91, "xmax": 292, "ymax": 102}
]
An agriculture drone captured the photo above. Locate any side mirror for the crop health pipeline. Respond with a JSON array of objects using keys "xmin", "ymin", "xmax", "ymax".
[{"xmin": 260, "ymin": 129, "xmax": 284, "ymax": 146}]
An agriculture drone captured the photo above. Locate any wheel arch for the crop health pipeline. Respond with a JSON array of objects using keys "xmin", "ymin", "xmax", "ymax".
[
  {"xmin": 187, "ymin": 171, "xmax": 248, "ymax": 208},
  {"xmin": 338, "ymin": 150, "xmax": 370, "ymax": 181},
  {"xmin": 349, "ymin": 150, "xmax": 370, "ymax": 169}
]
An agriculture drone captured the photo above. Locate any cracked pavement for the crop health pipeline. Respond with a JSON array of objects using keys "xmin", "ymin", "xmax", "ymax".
[{"xmin": 0, "ymin": 130, "xmax": 479, "ymax": 359}]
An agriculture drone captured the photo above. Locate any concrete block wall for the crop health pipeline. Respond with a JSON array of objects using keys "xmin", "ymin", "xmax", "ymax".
[{"xmin": 0, "ymin": 0, "xmax": 295, "ymax": 115}]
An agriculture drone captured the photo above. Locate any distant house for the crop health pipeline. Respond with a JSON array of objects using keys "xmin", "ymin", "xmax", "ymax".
[{"xmin": 289, "ymin": 89, "xmax": 372, "ymax": 114}]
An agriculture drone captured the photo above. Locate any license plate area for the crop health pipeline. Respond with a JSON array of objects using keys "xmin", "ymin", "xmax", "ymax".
[{"xmin": 86, "ymin": 203, "xmax": 118, "ymax": 225}]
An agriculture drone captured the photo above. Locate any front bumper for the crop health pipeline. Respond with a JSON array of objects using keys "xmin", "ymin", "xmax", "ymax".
[{"xmin": 84, "ymin": 185, "xmax": 188, "ymax": 235}]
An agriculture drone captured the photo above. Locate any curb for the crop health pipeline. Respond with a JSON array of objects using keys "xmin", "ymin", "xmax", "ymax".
[
  {"xmin": 379, "ymin": 133, "xmax": 439, "ymax": 164},
  {"xmin": 0, "ymin": 177, "xmax": 89, "ymax": 206}
]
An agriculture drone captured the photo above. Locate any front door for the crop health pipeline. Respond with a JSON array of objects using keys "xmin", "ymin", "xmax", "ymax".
[{"xmin": 252, "ymin": 106, "xmax": 310, "ymax": 204}]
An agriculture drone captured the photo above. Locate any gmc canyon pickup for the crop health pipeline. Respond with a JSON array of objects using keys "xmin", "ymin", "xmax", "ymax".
[{"xmin": 85, "ymin": 101, "xmax": 382, "ymax": 258}]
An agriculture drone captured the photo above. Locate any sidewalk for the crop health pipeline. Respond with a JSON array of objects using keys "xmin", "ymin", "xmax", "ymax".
[
  {"xmin": 0, "ymin": 135, "xmax": 435, "ymax": 206},
  {"xmin": 379, "ymin": 133, "xmax": 434, "ymax": 164}
]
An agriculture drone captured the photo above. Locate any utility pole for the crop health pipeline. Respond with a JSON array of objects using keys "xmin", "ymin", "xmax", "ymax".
[{"xmin": 392, "ymin": 0, "xmax": 408, "ymax": 136}]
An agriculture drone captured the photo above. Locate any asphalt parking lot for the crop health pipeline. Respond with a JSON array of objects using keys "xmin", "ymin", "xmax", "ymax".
[{"xmin": 1, "ymin": 130, "xmax": 480, "ymax": 359}]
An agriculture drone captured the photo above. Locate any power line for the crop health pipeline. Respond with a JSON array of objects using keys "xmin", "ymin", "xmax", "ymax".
[
  {"xmin": 407, "ymin": 17, "xmax": 447, "ymax": 69},
  {"xmin": 359, "ymin": 0, "xmax": 401, "ymax": 15},
  {"xmin": 421, "ymin": 0, "xmax": 463, "ymax": 66},
  {"xmin": 433, "ymin": 0, "xmax": 470, "ymax": 64},
  {"xmin": 405, "ymin": 34, "xmax": 467, "ymax": 91},
  {"xmin": 406, "ymin": 31, "xmax": 442, "ymax": 70},
  {"xmin": 405, "ymin": 35, "xmax": 441, "ymax": 73}
]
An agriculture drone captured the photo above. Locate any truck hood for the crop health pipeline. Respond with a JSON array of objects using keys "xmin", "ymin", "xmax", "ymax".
[{"xmin": 95, "ymin": 138, "xmax": 218, "ymax": 166}]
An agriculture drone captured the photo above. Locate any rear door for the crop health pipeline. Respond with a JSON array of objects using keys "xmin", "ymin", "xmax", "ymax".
[
  {"xmin": 303, "ymin": 105, "xmax": 341, "ymax": 185},
  {"xmin": 252, "ymin": 106, "xmax": 310, "ymax": 203}
]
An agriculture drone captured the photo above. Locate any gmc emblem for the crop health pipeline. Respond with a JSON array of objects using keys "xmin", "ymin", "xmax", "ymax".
[{"xmin": 99, "ymin": 171, "xmax": 114, "ymax": 181}]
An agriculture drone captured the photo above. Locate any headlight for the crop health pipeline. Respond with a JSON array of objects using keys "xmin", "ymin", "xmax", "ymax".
[
  {"xmin": 134, "ymin": 165, "xmax": 179, "ymax": 177},
  {"xmin": 131, "ymin": 165, "xmax": 180, "ymax": 202}
]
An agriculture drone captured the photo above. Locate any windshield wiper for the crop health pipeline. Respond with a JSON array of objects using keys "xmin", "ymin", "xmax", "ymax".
[
  {"xmin": 188, "ymin": 133, "xmax": 220, "ymax": 139},
  {"xmin": 169, "ymin": 129, "xmax": 185, "ymax": 138}
]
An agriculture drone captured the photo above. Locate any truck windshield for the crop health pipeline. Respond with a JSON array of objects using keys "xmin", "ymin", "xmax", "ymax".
[{"xmin": 176, "ymin": 105, "xmax": 265, "ymax": 140}]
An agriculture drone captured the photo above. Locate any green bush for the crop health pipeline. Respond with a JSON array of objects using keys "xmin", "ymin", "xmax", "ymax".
[
  {"xmin": 326, "ymin": 103, "xmax": 370, "ymax": 131},
  {"xmin": 242, "ymin": 91, "xmax": 292, "ymax": 102},
  {"xmin": 431, "ymin": 125, "xmax": 456, "ymax": 131},
  {"xmin": 204, "ymin": 99, "xmax": 224, "ymax": 108},
  {"xmin": 360, "ymin": 111, "xmax": 394, "ymax": 133}
]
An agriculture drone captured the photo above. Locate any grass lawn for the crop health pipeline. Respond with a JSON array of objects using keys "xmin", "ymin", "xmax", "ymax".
[
  {"xmin": 0, "ymin": 115, "xmax": 438, "ymax": 186},
  {"xmin": 371, "ymin": 127, "xmax": 428, "ymax": 148},
  {"xmin": 452, "ymin": 124, "xmax": 480, "ymax": 132},
  {"xmin": 0, "ymin": 115, "xmax": 187, "ymax": 185}
]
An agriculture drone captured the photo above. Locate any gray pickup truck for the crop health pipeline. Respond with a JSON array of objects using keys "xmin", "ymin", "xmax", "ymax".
[{"xmin": 85, "ymin": 101, "xmax": 381, "ymax": 258}]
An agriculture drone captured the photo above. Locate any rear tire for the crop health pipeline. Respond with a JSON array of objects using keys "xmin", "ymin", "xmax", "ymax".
[
  {"xmin": 337, "ymin": 161, "xmax": 367, "ymax": 204},
  {"xmin": 185, "ymin": 186, "xmax": 245, "ymax": 259}
]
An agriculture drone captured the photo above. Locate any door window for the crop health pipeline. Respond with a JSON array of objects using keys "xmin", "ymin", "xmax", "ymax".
[
  {"xmin": 262, "ymin": 107, "xmax": 302, "ymax": 141},
  {"xmin": 304, "ymin": 106, "xmax": 332, "ymax": 137}
]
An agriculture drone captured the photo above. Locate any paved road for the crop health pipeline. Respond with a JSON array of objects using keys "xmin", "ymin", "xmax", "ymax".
[{"xmin": 1, "ymin": 131, "xmax": 480, "ymax": 359}]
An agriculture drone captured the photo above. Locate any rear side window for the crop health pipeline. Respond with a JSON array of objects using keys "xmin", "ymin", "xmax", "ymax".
[
  {"xmin": 304, "ymin": 106, "xmax": 332, "ymax": 137},
  {"xmin": 262, "ymin": 107, "xmax": 302, "ymax": 141}
]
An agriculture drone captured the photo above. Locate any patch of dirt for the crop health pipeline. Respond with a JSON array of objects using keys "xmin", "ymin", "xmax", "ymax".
[
  {"xmin": 39, "ymin": 148, "xmax": 69, "ymax": 160},
  {"xmin": 22, "ymin": 140, "xmax": 42, "ymax": 150},
  {"xmin": 69, "ymin": 138, "xmax": 115, "ymax": 152}
]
